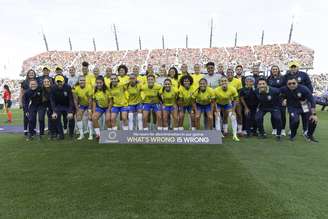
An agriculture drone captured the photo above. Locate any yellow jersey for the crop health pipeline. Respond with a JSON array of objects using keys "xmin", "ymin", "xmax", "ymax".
[
  {"xmin": 108, "ymin": 84, "xmax": 128, "ymax": 107},
  {"xmin": 192, "ymin": 87, "xmax": 215, "ymax": 105},
  {"xmin": 178, "ymin": 86, "xmax": 196, "ymax": 107},
  {"xmin": 125, "ymin": 83, "xmax": 143, "ymax": 106},
  {"xmin": 191, "ymin": 73, "xmax": 203, "ymax": 89},
  {"xmin": 72, "ymin": 85, "xmax": 93, "ymax": 106},
  {"xmin": 160, "ymin": 88, "xmax": 178, "ymax": 106},
  {"xmin": 118, "ymin": 75, "xmax": 130, "ymax": 85},
  {"xmin": 214, "ymin": 85, "xmax": 238, "ymax": 105},
  {"xmin": 93, "ymin": 89, "xmax": 110, "ymax": 108},
  {"xmin": 85, "ymin": 73, "xmax": 96, "ymax": 88},
  {"xmin": 104, "ymin": 76, "xmax": 111, "ymax": 88},
  {"xmin": 229, "ymin": 78, "xmax": 242, "ymax": 91},
  {"xmin": 141, "ymin": 83, "xmax": 162, "ymax": 104}
]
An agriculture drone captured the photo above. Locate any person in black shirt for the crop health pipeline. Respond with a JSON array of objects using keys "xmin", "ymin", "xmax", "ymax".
[
  {"xmin": 23, "ymin": 79, "xmax": 43, "ymax": 140},
  {"xmin": 20, "ymin": 69, "xmax": 37, "ymax": 136},
  {"xmin": 50, "ymin": 75, "xmax": 75, "ymax": 140},
  {"xmin": 284, "ymin": 61, "xmax": 313, "ymax": 93},
  {"xmin": 37, "ymin": 66, "xmax": 53, "ymax": 86},
  {"xmin": 255, "ymin": 77, "xmax": 282, "ymax": 140},
  {"xmin": 239, "ymin": 76, "xmax": 258, "ymax": 137},
  {"xmin": 267, "ymin": 65, "xmax": 286, "ymax": 136},
  {"xmin": 280, "ymin": 77, "xmax": 318, "ymax": 142}
]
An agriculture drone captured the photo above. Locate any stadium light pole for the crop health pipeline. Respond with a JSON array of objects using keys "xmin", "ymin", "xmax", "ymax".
[
  {"xmin": 42, "ymin": 31, "xmax": 49, "ymax": 52},
  {"xmin": 186, "ymin": 35, "xmax": 188, "ymax": 48},
  {"xmin": 288, "ymin": 16, "xmax": 294, "ymax": 44},
  {"xmin": 209, "ymin": 18, "xmax": 213, "ymax": 48},
  {"xmin": 69, "ymin": 37, "xmax": 73, "ymax": 51},
  {"xmin": 139, "ymin": 36, "xmax": 142, "ymax": 50},
  {"xmin": 234, "ymin": 32, "xmax": 238, "ymax": 47},
  {"xmin": 261, "ymin": 30, "xmax": 264, "ymax": 46},
  {"xmin": 113, "ymin": 24, "xmax": 120, "ymax": 51},
  {"xmin": 93, "ymin": 37, "xmax": 97, "ymax": 52},
  {"xmin": 162, "ymin": 35, "xmax": 165, "ymax": 49}
]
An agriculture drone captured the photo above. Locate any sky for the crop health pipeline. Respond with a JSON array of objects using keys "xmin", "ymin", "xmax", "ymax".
[{"xmin": 0, "ymin": 0, "xmax": 328, "ymax": 78}]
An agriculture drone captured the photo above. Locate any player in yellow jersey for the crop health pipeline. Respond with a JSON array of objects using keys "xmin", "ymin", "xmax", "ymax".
[
  {"xmin": 81, "ymin": 61, "xmax": 95, "ymax": 88},
  {"xmin": 117, "ymin": 64, "xmax": 130, "ymax": 85},
  {"xmin": 214, "ymin": 76, "xmax": 239, "ymax": 141},
  {"xmin": 125, "ymin": 73, "xmax": 143, "ymax": 130},
  {"xmin": 167, "ymin": 67, "xmax": 179, "ymax": 89},
  {"xmin": 160, "ymin": 79, "xmax": 179, "ymax": 130},
  {"xmin": 191, "ymin": 64, "xmax": 203, "ymax": 90},
  {"xmin": 141, "ymin": 74, "xmax": 162, "ymax": 130},
  {"xmin": 132, "ymin": 65, "xmax": 146, "ymax": 85},
  {"xmin": 91, "ymin": 76, "xmax": 111, "ymax": 139},
  {"xmin": 108, "ymin": 74, "xmax": 129, "ymax": 130},
  {"xmin": 227, "ymin": 67, "xmax": 243, "ymax": 135},
  {"xmin": 72, "ymin": 75, "xmax": 94, "ymax": 140},
  {"xmin": 192, "ymin": 78, "xmax": 215, "ymax": 130},
  {"xmin": 178, "ymin": 75, "xmax": 196, "ymax": 130},
  {"xmin": 178, "ymin": 63, "xmax": 190, "ymax": 82},
  {"xmin": 104, "ymin": 66, "xmax": 113, "ymax": 88}
]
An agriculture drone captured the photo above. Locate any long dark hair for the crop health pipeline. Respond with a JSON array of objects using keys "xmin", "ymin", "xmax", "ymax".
[
  {"xmin": 179, "ymin": 75, "xmax": 193, "ymax": 88},
  {"xmin": 3, "ymin": 85, "xmax": 11, "ymax": 95},
  {"xmin": 168, "ymin": 67, "xmax": 179, "ymax": 80},
  {"xmin": 26, "ymin": 69, "xmax": 36, "ymax": 80},
  {"xmin": 268, "ymin": 65, "xmax": 281, "ymax": 78},
  {"xmin": 94, "ymin": 75, "xmax": 108, "ymax": 93}
]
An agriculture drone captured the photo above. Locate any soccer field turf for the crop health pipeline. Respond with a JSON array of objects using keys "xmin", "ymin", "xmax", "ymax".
[{"xmin": 0, "ymin": 110, "xmax": 328, "ymax": 218}]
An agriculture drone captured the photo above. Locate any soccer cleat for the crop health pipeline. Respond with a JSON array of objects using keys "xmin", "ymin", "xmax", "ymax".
[
  {"xmin": 88, "ymin": 135, "xmax": 93, "ymax": 140},
  {"xmin": 271, "ymin": 129, "xmax": 277, "ymax": 135},
  {"xmin": 281, "ymin": 129, "xmax": 286, "ymax": 136},
  {"xmin": 306, "ymin": 136, "xmax": 319, "ymax": 143},
  {"xmin": 289, "ymin": 136, "xmax": 295, "ymax": 142},
  {"xmin": 77, "ymin": 135, "xmax": 84, "ymax": 140},
  {"xmin": 258, "ymin": 133, "xmax": 267, "ymax": 139},
  {"xmin": 63, "ymin": 129, "xmax": 68, "ymax": 134},
  {"xmin": 232, "ymin": 135, "xmax": 240, "ymax": 142}
]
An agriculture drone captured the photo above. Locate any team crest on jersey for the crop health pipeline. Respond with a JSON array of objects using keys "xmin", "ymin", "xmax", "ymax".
[
  {"xmin": 64, "ymin": 91, "xmax": 67, "ymax": 96},
  {"xmin": 297, "ymin": 92, "xmax": 302, "ymax": 97},
  {"xmin": 297, "ymin": 77, "xmax": 301, "ymax": 82},
  {"xmin": 276, "ymin": 79, "xmax": 280, "ymax": 84},
  {"xmin": 37, "ymin": 92, "xmax": 41, "ymax": 95},
  {"xmin": 267, "ymin": 95, "xmax": 272, "ymax": 100}
]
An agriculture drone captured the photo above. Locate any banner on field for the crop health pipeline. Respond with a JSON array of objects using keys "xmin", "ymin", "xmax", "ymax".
[{"xmin": 99, "ymin": 130, "xmax": 222, "ymax": 144}]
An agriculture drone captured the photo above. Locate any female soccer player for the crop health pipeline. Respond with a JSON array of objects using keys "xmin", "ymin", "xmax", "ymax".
[
  {"xmin": 214, "ymin": 76, "xmax": 239, "ymax": 141},
  {"xmin": 167, "ymin": 67, "xmax": 179, "ymax": 89},
  {"xmin": 267, "ymin": 65, "xmax": 286, "ymax": 136},
  {"xmin": 117, "ymin": 64, "xmax": 130, "ymax": 85},
  {"xmin": 160, "ymin": 78, "xmax": 179, "ymax": 130},
  {"xmin": 126, "ymin": 73, "xmax": 143, "ymax": 130},
  {"xmin": 132, "ymin": 65, "xmax": 146, "ymax": 85},
  {"xmin": 141, "ymin": 74, "xmax": 162, "ymax": 130},
  {"xmin": 73, "ymin": 75, "xmax": 94, "ymax": 140},
  {"xmin": 192, "ymin": 78, "xmax": 215, "ymax": 130},
  {"xmin": 156, "ymin": 65, "xmax": 167, "ymax": 86},
  {"xmin": 108, "ymin": 74, "xmax": 129, "ymax": 130},
  {"xmin": 178, "ymin": 75, "xmax": 195, "ymax": 130},
  {"xmin": 3, "ymin": 85, "xmax": 12, "ymax": 123},
  {"xmin": 191, "ymin": 64, "xmax": 203, "ymax": 89},
  {"xmin": 92, "ymin": 76, "xmax": 111, "ymax": 139}
]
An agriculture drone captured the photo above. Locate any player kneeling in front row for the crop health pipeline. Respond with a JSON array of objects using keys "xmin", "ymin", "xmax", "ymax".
[{"xmin": 73, "ymin": 75, "xmax": 94, "ymax": 140}]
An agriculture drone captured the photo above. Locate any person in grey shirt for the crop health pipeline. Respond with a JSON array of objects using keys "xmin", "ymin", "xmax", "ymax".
[
  {"xmin": 67, "ymin": 66, "xmax": 79, "ymax": 88},
  {"xmin": 204, "ymin": 62, "xmax": 222, "ymax": 89}
]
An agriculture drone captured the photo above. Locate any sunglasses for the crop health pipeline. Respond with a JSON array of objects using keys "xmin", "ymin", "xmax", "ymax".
[{"xmin": 288, "ymin": 82, "xmax": 296, "ymax": 85}]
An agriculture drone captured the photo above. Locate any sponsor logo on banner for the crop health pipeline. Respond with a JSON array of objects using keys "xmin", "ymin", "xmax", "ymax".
[{"xmin": 99, "ymin": 130, "xmax": 222, "ymax": 144}]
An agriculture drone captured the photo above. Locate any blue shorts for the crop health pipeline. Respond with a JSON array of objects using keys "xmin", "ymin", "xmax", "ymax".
[
  {"xmin": 95, "ymin": 106, "xmax": 108, "ymax": 114},
  {"xmin": 179, "ymin": 106, "xmax": 192, "ymax": 113},
  {"xmin": 163, "ymin": 106, "xmax": 176, "ymax": 112},
  {"xmin": 79, "ymin": 105, "xmax": 89, "ymax": 111},
  {"xmin": 217, "ymin": 103, "xmax": 233, "ymax": 111},
  {"xmin": 111, "ymin": 106, "xmax": 129, "ymax": 114},
  {"xmin": 143, "ymin": 103, "xmax": 161, "ymax": 112},
  {"xmin": 128, "ymin": 104, "xmax": 143, "ymax": 112},
  {"xmin": 196, "ymin": 103, "xmax": 212, "ymax": 113}
]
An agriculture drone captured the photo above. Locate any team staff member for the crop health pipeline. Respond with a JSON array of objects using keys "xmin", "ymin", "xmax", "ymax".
[
  {"xmin": 192, "ymin": 78, "xmax": 215, "ymax": 130},
  {"xmin": 160, "ymin": 78, "xmax": 179, "ymax": 130},
  {"xmin": 255, "ymin": 78, "xmax": 282, "ymax": 141},
  {"xmin": 214, "ymin": 76, "xmax": 239, "ymax": 141},
  {"xmin": 239, "ymin": 76, "xmax": 258, "ymax": 137},
  {"xmin": 280, "ymin": 77, "xmax": 318, "ymax": 142},
  {"xmin": 50, "ymin": 75, "xmax": 75, "ymax": 140},
  {"xmin": 267, "ymin": 65, "xmax": 286, "ymax": 136},
  {"xmin": 23, "ymin": 79, "xmax": 43, "ymax": 140},
  {"xmin": 20, "ymin": 69, "xmax": 37, "ymax": 136},
  {"xmin": 73, "ymin": 75, "xmax": 93, "ymax": 140},
  {"xmin": 37, "ymin": 66, "xmax": 52, "ymax": 86}
]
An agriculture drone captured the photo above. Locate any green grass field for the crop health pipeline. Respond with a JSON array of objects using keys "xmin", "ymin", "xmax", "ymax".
[{"xmin": 0, "ymin": 109, "xmax": 328, "ymax": 218}]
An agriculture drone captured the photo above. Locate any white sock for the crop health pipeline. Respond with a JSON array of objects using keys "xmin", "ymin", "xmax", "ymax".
[
  {"xmin": 143, "ymin": 127, "xmax": 149, "ymax": 131},
  {"xmin": 173, "ymin": 127, "xmax": 179, "ymax": 131},
  {"xmin": 77, "ymin": 121, "xmax": 83, "ymax": 136},
  {"xmin": 137, "ymin": 113, "xmax": 143, "ymax": 130},
  {"xmin": 88, "ymin": 121, "xmax": 93, "ymax": 136},
  {"xmin": 157, "ymin": 127, "xmax": 163, "ymax": 131},
  {"xmin": 223, "ymin": 124, "xmax": 228, "ymax": 133},
  {"xmin": 230, "ymin": 114, "xmax": 238, "ymax": 136},
  {"xmin": 123, "ymin": 125, "xmax": 129, "ymax": 130},
  {"xmin": 112, "ymin": 126, "xmax": 118, "ymax": 130},
  {"xmin": 95, "ymin": 128, "xmax": 100, "ymax": 136},
  {"xmin": 191, "ymin": 127, "xmax": 196, "ymax": 130},
  {"xmin": 215, "ymin": 116, "xmax": 221, "ymax": 131},
  {"xmin": 237, "ymin": 125, "xmax": 242, "ymax": 133},
  {"xmin": 128, "ymin": 112, "xmax": 134, "ymax": 130},
  {"xmin": 178, "ymin": 127, "xmax": 184, "ymax": 131},
  {"xmin": 163, "ymin": 127, "xmax": 169, "ymax": 131}
]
